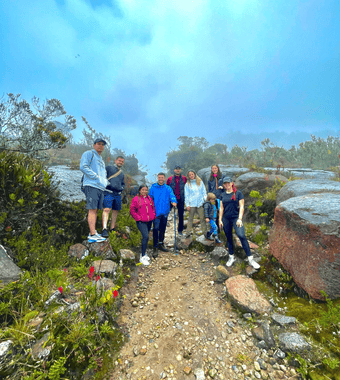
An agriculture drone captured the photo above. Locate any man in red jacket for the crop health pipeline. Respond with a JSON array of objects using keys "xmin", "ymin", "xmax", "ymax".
[{"xmin": 167, "ymin": 165, "xmax": 187, "ymax": 236}]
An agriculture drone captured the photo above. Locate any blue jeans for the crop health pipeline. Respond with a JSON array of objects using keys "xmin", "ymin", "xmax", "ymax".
[
  {"xmin": 136, "ymin": 221, "xmax": 152, "ymax": 256},
  {"xmin": 209, "ymin": 220, "xmax": 218, "ymax": 235},
  {"xmin": 153, "ymin": 214, "xmax": 168, "ymax": 248},
  {"xmin": 222, "ymin": 217, "xmax": 251, "ymax": 256}
]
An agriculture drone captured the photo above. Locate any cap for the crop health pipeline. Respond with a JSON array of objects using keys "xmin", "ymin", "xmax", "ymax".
[
  {"xmin": 93, "ymin": 138, "xmax": 107, "ymax": 145},
  {"xmin": 222, "ymin": 176, "xmax": 233, "ymax": 183},
  {"xmin": 174, "ymin": 165, "xmax": 181, "ymax": 169}
]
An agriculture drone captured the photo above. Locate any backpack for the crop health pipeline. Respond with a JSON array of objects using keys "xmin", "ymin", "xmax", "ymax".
[{"xmin": 81, "ymin": 152, "xmax": 94, "ymax": 193}]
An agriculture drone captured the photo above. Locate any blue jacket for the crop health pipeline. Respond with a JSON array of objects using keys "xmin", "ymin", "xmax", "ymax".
[
  {"xmin": 208, "ymin": 177, "xmax": 223, "ymax": 199},
  {"xmin": 149, "ymin": 183, "xmax": 177, "ymax": 216},
  {"xmin": 80, "ymin": 149, "xmax": 109, "ymax": 191}
]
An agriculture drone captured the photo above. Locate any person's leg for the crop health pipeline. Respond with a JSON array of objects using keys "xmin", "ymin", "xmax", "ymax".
[
  {"xmin": 222, "ymin": 217, "xmax": 236, "ymax": 266},
  {"xmin": 186, "ymin": 207, "xmax": 195, "ymax": 235},
  {"xmin": 197, "ymin": 206, "xmax": 207, "ymax": 234},
  {"xmin": 232, "ymin": 218, "xmax": 251, "ymax": 256},
  {"xmin": 102, "ymin": 192, "xmax": 113, "ymax": 236},
  {"xmin": 158, "ymin": 215, "xmax": 168, "ymax": 246},
  {"xmin": 177, "ymin": 199, "xmax": 185, "ymax": 233},
  {"xmin": 88, "ymin": 209, "xmax": 98, "ymax": 235},
  {"xmin": 102, "ymin": 208, "xmax": 111, "ymax": 229},
  {"xmin": 110, "ymin": 194, "xmax": 122, "ymax": 230},
  {"xmin": 136, "ymin": 221, "xmax": 148, "ymax": 256},
  {"xmin": 153, "ymin": 216, "xmax": 161, "ymax": 248}
]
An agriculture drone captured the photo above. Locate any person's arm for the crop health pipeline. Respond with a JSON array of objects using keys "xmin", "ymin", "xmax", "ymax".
[
  {"xmin": 184, "ymin": 184, "xmax": 191, "ymax": 210},
  {"xmin": 129, "ymin": 197, "xmax": 140, "ymax": 221},
  {"xmin": 236, "ymin": 198, "xmax": 244, "ymax": 227},
  {"xmin": 166, "ymin": 176, "xmax": 172, "ymax": 185},
  {"xmin": 79, "ymin": 151, "xmax": 98, "ymax": 179},
  {"xmin": 219, "ymin": 201, "xmax": 224, "ymax": 228},
  {"xmin": 169, "ymin": 187, "xmax": 177, "ymax": 207}
]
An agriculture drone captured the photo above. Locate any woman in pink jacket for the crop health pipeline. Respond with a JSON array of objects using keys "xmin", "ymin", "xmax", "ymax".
[{"xmin": 130, "ymin": 185, "xmax": 156, "ymax": 265}]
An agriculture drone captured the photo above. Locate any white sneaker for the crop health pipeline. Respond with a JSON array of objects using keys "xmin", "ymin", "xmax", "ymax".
[
  {"xmin": 226, "ymin": 255, "xmax": 236, "ymax": 267},
  {"xmin": 248, "ymin": 255, "xmax": 260, "ymax": 269},
  {"xmin": 88, "ymin": 232, "xmax": 106, "ymax": 243},
  {"xmin": 140, "ymin": 255, "xmax": 150, "ymax": 266}
]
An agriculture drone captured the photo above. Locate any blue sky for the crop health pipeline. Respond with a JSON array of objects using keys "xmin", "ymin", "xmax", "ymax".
[{"xmin": 1, "ymin": 0, "xmax": 339, "ymax": 178}]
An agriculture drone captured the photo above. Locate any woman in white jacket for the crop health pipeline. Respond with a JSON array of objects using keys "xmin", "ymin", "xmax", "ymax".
[{"xmin": 184, "ymin": 170, "xmax": 207, "ymax": 237}]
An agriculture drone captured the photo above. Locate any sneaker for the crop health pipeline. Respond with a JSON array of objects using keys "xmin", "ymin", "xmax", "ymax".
[
  {"xmin": 226, "ymin": 254, "xmax": 236, "ymax": 267},
  {"xmin": 248, "ymin": 255, "xmax": 260, "ymax": 269},
  {"xmin": 88, "ymin": 233, "xmax": 106, "ymax": 243},
  {"xmin": 101, "ymin": 228, "xmax": 109, "ymax": 238},
  {"xmin": 158, "ymin": 243, "xmax": 169, "ymax": 252},
  {"xmin": 178, "ymin": 231, "xmax": 183, "ymax": 236},
  {"xmin": 110, "ymin": 228, "xmax": 116, "ymax": 233},
  {"xmin": 215, "ymin": 237, "xmax": 222, "ymax": 244},
  {"xmin": 140, "ymin": 255, "xmax": 150, "ymax": 266}
]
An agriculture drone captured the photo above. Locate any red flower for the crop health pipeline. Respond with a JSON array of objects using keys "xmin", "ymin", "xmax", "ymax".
[
  {"xmin": 113, "ymin": 290, "xmax": 118, "ymax": 298},
  {"xmin": 5, "ymin": 226, "xmax": 11, "ymax": 232},
  {"xmin": 63, "ymin": 268, "xmax": 67, "ymax": 272},
  {"xmin": 58, "ymin": 286, "xmax": 63, "ymax": 294},
  {"xmin": 89, "ymin": 266, "xmax": 95, "ymax": 273},
  {"xmin": 96, "ymin": 275, "xmax": 100, "ymax": 282},
  {"xmin": 88, "ymin": 266, "xmax": 95, "ymax": 279}
]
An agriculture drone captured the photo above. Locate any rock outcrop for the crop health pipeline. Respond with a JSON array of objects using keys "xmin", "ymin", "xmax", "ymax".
[
  {"xmin": 269, "ymin": 193, "xmax": 340, "ymax": 300},
  {"xmin": 197, "ymin": 165, "xmax": 250, "ymax": 184},
  {"xmin": 276, "ymin": 179, "xmax": 340, "ymax": 205},
  {"xmin": 0, "ymin": 245, "xmax": 22, "ymax": 285}
]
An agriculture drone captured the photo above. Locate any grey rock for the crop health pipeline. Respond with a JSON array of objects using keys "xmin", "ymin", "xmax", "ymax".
[
  {"xmin": 215, "ymin": 265, "xmax": 230, "ymax": 283},
  {"xmin": 68, "ymin": 244, "xmax": 89, "ymax": 260},
  {"xmin": 261, "ymin": 322, "xmax": 275, "ymax": 348},
  {"xmin": 257, "ymin": 340, "xmax": 268, "ymax": 349},
  {"xmin": 0, "ymin": 245, "xmax": 22, "ymax": 284},
  {"xmin": 276, "ymin": 179, "xmax": 340, "ymax": 205},
  {"xmin": 271, "ymin": 313, "xmax": 296, "ymax": 327},
  {"xmin": 210, "ymin": 246, "xmax": 228, "ymax": 260},
  {"xmin": 197, "ymin": 165, "xmax": 250, "ymax": 185},
  {"xmin": 279, "ymin": 168, "xmax": 336, "ymax": 181},
  {"xmin": 31, "ymin": 332, "xmax": 51, "ymax": 361},
  {"xmin": 194, "ymin": 367, "xmax": 205, "ymax": 380},
  {"xmin": 83, "ymin": 239, "xmax": 117, "ymax": 260},
  {"xmin": 0, "ymin": 340, "xmax": 12, "ymax": 357},
  {"xmin": 243, "ymin": 313, "xmax": 252, "ymax": 320},
  {"xmin": 278, "ymin": 332, "xmax": 311, "ymax": 353},
  {"xmin": 120, "ymin": 249, "xmax": 136, "ymax": 261},
  {"xmin": 92, "ymin": 260, "xmax": 117, "ymax": 279},
  {"xmin": 45, "ymin": 290, "xmax": 61, "ymax": 307},
  {"xmin": 273, "ymin": 348, "xmax": 286, "ymax": 359}
]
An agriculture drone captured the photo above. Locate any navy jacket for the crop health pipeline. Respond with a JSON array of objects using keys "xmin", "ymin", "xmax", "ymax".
[{"xmin": 105, "ymin": 165, "xmax": 125, "ymax": 194}]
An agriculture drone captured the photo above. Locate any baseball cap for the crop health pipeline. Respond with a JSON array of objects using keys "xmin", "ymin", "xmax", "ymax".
[{"xmin": 93, "ymin": 138, "xmax": 107, "ymax": 145}]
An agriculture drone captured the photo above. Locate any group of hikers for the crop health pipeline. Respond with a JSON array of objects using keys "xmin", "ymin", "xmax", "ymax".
[{"xmin": 80, "ymin": 138, "xmax": 260, "ymax": 270}]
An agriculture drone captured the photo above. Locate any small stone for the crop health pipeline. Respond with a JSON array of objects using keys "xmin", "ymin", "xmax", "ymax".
[
  {"xmin": 140, "ymin": 348, "xmax": 147, "ymax": 355},
  {"xmin": 176, "ymin": 354, "xmax": 182, "ymax": 361},
  {"xmin": 208, "ymin": 368, "xmax": 217, "ymax": 378},
  {"xmin": 133, "ymin": 347, "xmax": 138, "ymax": 356},
  {"xmin": 254, "ymin": 361, "xmax": 261, "ymax": 371},
  {"xmin": 183, "ymin": 366, "xmax": 192, "ymax": 375},
  {"xmin": 254, "ymin": 371, "xmax": 261, "ymax": 379}
]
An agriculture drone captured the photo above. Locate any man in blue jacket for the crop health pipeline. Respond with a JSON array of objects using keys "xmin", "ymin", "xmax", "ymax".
[
  {"xmin": 80, "ymin": 138, "xmax": 109, "ymax": 243},
  {"xmin": 101, "ymin": 156, "xmax": 125, "ymax": 237},
  {"xmin": 149, "ymin": 172, "xmax": 177, "ymax": 256}
]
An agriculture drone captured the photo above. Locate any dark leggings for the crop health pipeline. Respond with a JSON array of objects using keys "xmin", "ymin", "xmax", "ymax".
[
  {"xmin": 222, "ymin": 217, "xmax": 251, "ymax": 256},
  {"xmin": 136, "ymin": 221, "xmax": 152, "ymax": 256}
]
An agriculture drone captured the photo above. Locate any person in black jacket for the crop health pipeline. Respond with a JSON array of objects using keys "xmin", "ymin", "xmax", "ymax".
[
  {"xmin": 166, "ymin": 165, "xmax": 187, "ymax": 236},
  {"xmin": 208, "ymin": 164, "xmax": 223, "ymax": 199},
  {"xmin": 102, "ymin": 156, "xmax": 125, "ymax": 237}
]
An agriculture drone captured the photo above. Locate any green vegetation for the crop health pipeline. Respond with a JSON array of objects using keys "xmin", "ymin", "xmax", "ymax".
[
  {"xmin": 0, "ymin": 151, "xmax": 140, "ymax": 379},
  {"xmin": 164, "ymin": 134, "xmax": 340, "ymax": 174}
]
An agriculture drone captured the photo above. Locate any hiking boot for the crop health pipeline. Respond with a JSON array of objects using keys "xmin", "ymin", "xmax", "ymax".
[
  {"xmin": 158, "ymin": 243, "xmax": 169, "ymax": 252},
  {"xmin": 248, "ymin": 255, "xmax": 260, "ymax": 269},
  {"xmin": 101, "ymin": 228, "xmax": 109, "ymax": 238},
  {"xmin": 215, "ymin": 236, "xmax": 222, "ymax": 244},
  {"xmin": 140, "ymin": 255, "xmax": 150, "ymax": 266},
  {"xmin": 88, "ymin": 233, "xmax": 106, "ymax": 243},
  {"xmin": 178, "ymin": 231, "xmax": 183, "ymax": 236},
  {"xmin": 152, "ymin": 247, "xmax": 159, "ymax": 258},
  {"xmin": 226, "ymin": 254, "xmax": 236, "ymax": 267}
]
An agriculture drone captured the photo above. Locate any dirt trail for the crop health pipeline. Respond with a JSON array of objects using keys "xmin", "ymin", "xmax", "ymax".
[{"xmin": 111, "ymin": 219, "xmax": 298, "ymax": 380}]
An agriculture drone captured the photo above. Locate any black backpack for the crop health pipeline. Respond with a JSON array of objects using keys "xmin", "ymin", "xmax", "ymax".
[{"xmin": 81, "ymin": 152, "xmax": 94, "ymax": 193}]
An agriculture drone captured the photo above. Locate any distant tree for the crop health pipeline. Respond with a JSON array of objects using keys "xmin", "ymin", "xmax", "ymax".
[{"xmin": 0, "ymin": 93, "xmax": 76, "ymax": 157}]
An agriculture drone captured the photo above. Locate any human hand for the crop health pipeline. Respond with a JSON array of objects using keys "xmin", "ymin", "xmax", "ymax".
[
  {"xmin": 236, "ymin": 219, "xmax": 243, "ymax": 227},
  {"xmin": 205, "ymin": 218, "xmax": 209, "ymax": 223},
  {"xmin": 172, "ymin": 202, "xmax": 177, "ymax": 208},
  {"xmin": 219, "ymin": 220, "xmax": 223, "ymax": 228},
  {"xmin": 186, "ymin": 206, "xmax": 190, "ymax": 211}
]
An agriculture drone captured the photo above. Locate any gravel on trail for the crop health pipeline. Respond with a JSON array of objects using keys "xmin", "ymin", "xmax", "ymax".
[{"xmin": 110, "ymin": 219, "xmax": 299, "ymax": 380}]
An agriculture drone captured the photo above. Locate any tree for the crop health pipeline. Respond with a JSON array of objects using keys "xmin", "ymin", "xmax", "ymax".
[{"xmin": 0, "ymin": 93, "xmax": 76, "ymax": 157}]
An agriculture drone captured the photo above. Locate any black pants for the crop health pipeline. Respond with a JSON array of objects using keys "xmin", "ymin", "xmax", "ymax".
[
  {"xmin": 153, "ymin": 214, "xmax": 168, "ymax": 247},
  {"xmin": 175, "ymin": 198, "xmax": 185, "ymax": 233},
  {"xmin": 136, "ymin": 221, "xmax": 152, "ymax": 256}
]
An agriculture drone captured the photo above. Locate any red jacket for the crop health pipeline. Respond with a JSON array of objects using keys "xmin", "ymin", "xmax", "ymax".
[{"xmin": 130, "ymin": 195, "xmax": 156, "ymax": 222}]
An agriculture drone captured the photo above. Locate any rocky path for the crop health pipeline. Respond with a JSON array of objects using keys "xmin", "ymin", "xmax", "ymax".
[{"xmin": 110, "ymin": 218, "xmax": 299, "ymax": 380}]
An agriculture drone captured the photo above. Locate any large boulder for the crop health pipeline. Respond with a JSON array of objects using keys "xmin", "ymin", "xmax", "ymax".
[
  {"xmin": 0, "ymin": 245, "xmax": 22, "ymax": 284},
  {"xmin": 280, "ymin": 168, "xmax": 336, "ymax": 181},
  {"xmin": 276, "ymin": 179, "xmax": 340, "ymax": 205},
  {"xmin": 269, "ymin": 193, "xmax": 340, "ymax": 300},
  {"xmin": 225, "ymin": 275, "xmax": 273, "ymax": 315},
  {"xmin": 197, "ymin": 165, "xmax": 250, "ymax": 185}
]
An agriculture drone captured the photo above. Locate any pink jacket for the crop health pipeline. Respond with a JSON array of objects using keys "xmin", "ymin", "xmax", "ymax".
[{"xmin": 130, "ymin": 195, "xmax": 156, "ymax": 222}]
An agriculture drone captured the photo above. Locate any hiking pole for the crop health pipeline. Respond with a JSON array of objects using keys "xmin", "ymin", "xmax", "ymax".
[{"xmin": 173, "ymin": 207, "xmax": 177, "ymax": 253}]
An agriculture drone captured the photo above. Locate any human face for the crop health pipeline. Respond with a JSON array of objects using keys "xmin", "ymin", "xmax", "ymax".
[
  {"xmin": 188, "ymin": 171, "xmax": 196, "ymax": 180},
  {"xmin": 115, "ymin": 157, "xmax": 125, "ymax": 168},
  {"xmin": 223, "ymin": 182, "xmax": 233, "ymax": 192},
  {"xmin": 139, "ymin": 187, "xmax": 148, "ymax": 197},
  {"xmin": 210, "ymin": 198, "xmax": 216, "ymax": 204},
  {"xmin": 93, "ymin": 142, "xmax": 105, "ymax": 155},
  {"xmin": 157, "ymin": 175, "xmax": 165, "ymax": 185},
  {"xmin": 174, "ymin": 168, "xmax": 181, "ymax": 176},
  {"xmin": 211, "ymin": 165, "xmax": 219, "ymax": 174}
]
